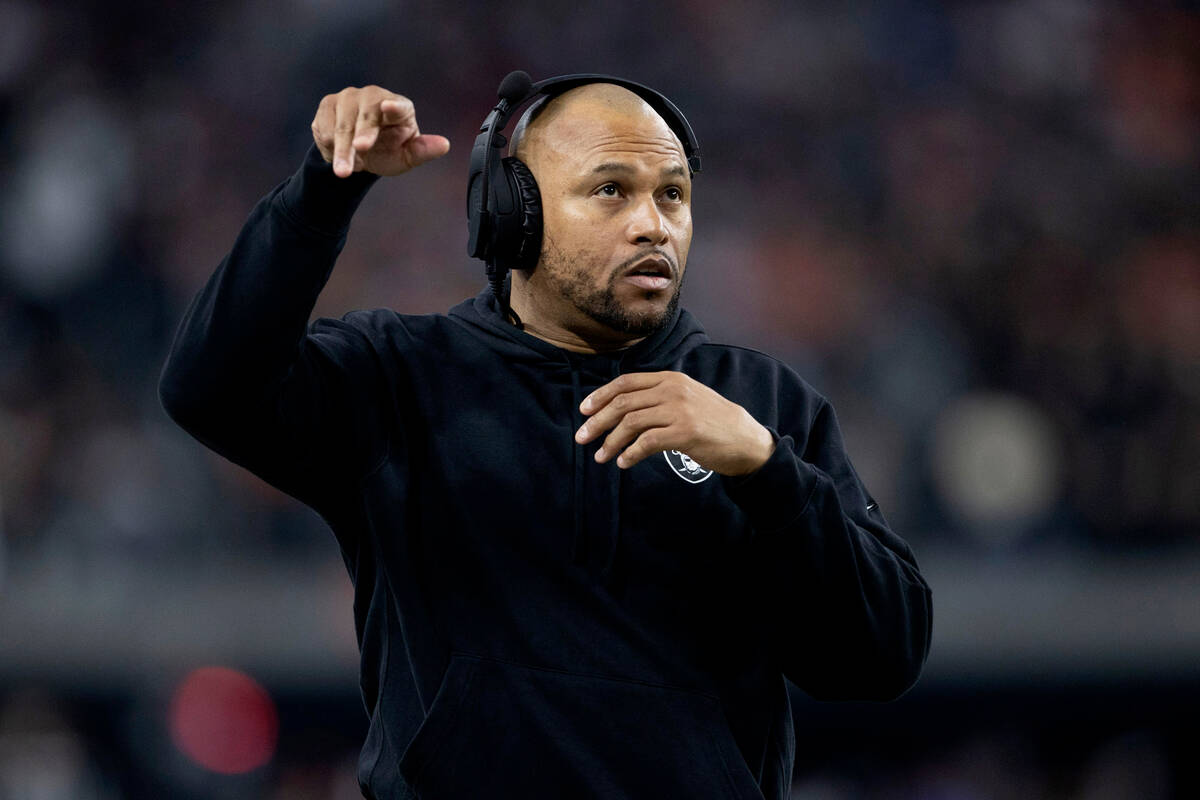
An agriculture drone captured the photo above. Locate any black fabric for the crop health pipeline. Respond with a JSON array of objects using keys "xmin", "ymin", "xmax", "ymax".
[{"xmin": 159, "ymin": 144, "xmax": 932, "ymax": 799}]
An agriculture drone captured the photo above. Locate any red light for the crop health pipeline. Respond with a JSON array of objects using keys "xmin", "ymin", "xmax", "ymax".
[{"xmin": 168, "ymin": 666, "xmax": 279, "ymax": 775}]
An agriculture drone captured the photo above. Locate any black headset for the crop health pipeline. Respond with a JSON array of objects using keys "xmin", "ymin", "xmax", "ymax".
[{"xmin": 466, "ymin": 70, "xmax": 701, "ymax": 316}]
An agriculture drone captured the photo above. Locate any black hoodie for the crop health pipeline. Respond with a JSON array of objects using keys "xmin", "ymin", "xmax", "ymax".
[{"xmin": 159, "ymin": 145, "xmax": 932, "ymax": 800}]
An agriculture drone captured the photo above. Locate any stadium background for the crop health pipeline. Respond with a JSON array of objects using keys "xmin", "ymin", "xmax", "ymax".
[{"xmin": 1, "ymin": 0, "xmax": 1198, "ymax": 797}]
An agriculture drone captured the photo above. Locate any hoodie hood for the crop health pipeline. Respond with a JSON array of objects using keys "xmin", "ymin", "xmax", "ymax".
[{"xmin": 447, "ymin": 288, "xmax": 711, "ymax": 372}]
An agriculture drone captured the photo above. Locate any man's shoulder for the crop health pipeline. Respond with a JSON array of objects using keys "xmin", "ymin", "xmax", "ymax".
[
  {"xmin": 693, "ymin": 340, "xmax": 789, "ymax": 367},
  {"xmin": 690, "ymin": 341, "xmax": 821, "ymax": 391},
  {"xmin": 303, "ymin": 307, "xmax": 468, "ymax": 356},
  {"xmin": 319, "ymin": 306, "xmax": 458, "ymax": 334},
  {"xmin": 683, "ymin": 341, "xmax": 831, "ymax": 432},
  {"xmin": 329, "ymin": 291, "xmax": 495, "ymax": 337}
]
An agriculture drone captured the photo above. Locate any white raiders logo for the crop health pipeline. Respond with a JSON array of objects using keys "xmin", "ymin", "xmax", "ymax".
[{"xmin": 662, "ymin": 450, "xmax": 714, "ymax": 483}]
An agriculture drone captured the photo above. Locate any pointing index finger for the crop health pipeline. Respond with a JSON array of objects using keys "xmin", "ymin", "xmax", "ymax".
[
  {"xmin": 580, "ymin": 372, "xmax": 665, "ymax": 415},
  {"xmin": 332, "ymin": 90, "xmax": 360, "ymax": 177}
]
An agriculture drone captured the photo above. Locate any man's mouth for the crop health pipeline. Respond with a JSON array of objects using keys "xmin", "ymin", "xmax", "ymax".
[{"xmin": 622, "ymin": 257, "xmax": 674, "ymax": 292}]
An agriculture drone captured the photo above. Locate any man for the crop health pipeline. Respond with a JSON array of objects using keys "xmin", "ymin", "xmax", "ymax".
[{"xmin": 160, "ymin": 76, "xmax": 932, "ymax": 799}]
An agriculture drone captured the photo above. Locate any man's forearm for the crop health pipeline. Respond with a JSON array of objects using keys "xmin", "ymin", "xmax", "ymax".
[
  {"xmin": 158, "ymin": 146, "xmax": 376, "ymax": 436},
  {"xmin": 728, "ymin": 407, "xmax": 932, "ymax": 701},
  {"xmin": 743, "ymin": 445, "xmax": 931, "ymax": 701}
]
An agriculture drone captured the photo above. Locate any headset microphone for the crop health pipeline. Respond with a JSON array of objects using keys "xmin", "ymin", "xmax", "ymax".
[
  {"xmin": 497, "ymin": 70, "xmax": 533, "ymax": 104},
  {"xmin": 466, "ymin": 70, "xmax": 701, "ymax": 325}
]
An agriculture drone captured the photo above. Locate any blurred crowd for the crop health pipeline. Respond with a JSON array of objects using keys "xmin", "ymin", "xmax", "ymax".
[
  {"xmin": 1, "ymin": 0, "xmax": 1198, "ymax": 797},
  {"xmin": 2, "ymin": 0, "xmax": 1197, "ymax": 566}
]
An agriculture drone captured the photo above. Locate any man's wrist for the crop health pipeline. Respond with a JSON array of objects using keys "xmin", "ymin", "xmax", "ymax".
[
  {"xmin": 751, "ymin": 424, "xmax": 778, "ymax": 472},
  {"xmin": 278, "ymin": 143, "xmax": 381, "ymax": 237},
  {"xmin": 724, "ymin": 423, "xmax": 777, "ymax": 477},
  {"xmin": 722, "ymin": 433, "xmax": 821, "ymax": 533}
]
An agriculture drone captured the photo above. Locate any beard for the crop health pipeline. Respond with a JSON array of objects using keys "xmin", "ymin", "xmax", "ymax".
[{"xmin": 537, "ymin": 237, "xmax": 684, "ymax": 337}]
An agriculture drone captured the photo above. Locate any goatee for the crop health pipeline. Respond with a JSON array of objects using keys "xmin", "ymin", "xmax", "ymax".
[{"xmin": 544, "ymin": 242, "xmax": 683, "ymax": 336}]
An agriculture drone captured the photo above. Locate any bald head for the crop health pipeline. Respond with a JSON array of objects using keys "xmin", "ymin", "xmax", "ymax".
[{"xmin": 511, "ymin": 83, "xmax": 683, "ymax": 169}]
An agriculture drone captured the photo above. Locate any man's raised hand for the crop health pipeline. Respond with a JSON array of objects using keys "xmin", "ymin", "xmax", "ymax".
[{"xmin": 312, "ymin": 86, "xmax": 451, "ymax": 178}]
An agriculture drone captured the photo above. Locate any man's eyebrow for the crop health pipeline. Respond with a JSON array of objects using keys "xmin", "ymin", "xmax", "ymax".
[
  {"xmin": 589, "ymin": 162, "xmax": 688, "ymax": 179},
  {"xmin": 590, "ymin": 162, "xmax": 636, "ymax": 176}
]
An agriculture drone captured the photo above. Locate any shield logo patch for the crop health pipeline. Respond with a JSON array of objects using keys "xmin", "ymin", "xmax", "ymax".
[{"xmin": 663, "ymin": 450, "xmax": 714, "ymax": 483}]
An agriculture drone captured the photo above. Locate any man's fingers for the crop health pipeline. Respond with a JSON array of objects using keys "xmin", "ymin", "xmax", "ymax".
[
  {"xmin": 353, "ymin": 126, "xmax": 381, "ymax": 154},
  {"xmin": 352, "ymin": 102, "xmax": 384, "ymax": 153},
  {"xmin": 357, "ymin": 95, "xmax": 416, "ymax": 153},
  {"xmin": 615, "ymin": 428, "xmax": 670, "ymax": 469},
  {"xmin": 312, "ymin": 94, "xmax": 337, "ymax": 159},
  {"xmin": 594, "ymin": 409, "xmax": 671, "ymax": 464},
  {"xmin": 580, "ymin": 372, "xmax": 667, "ymax": 415},
  {"xmin": 380, "ymin": 97, "xmax": 416, "ymax": 126},
  {"xmin": 314, "ymin": 88, "xmax": 448, "ymax": 177},
  {"xmin": 575, "ymin": 386, "xmax": 662, "ymax": 445}
]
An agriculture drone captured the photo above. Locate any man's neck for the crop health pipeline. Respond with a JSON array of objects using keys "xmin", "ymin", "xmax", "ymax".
[
  {"xmin": 508, "ymin": 285, "xmax": 644, "ymax": 354},
  {"xmin": 517, "ymin": 317, "xmax": 645, "ymax": 354}
]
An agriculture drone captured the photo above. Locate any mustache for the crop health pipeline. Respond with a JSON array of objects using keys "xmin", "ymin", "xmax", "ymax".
[{"xmin": 613, "ymin": 249, "xmax": 679, "ymax": 280}]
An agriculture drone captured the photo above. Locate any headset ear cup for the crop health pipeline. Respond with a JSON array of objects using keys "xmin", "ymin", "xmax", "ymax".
[{"xmin": 501, "ymin": 157, "xmax": 543, "ymax": 271}]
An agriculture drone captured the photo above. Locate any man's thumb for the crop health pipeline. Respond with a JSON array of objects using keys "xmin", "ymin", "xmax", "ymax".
[{"xmin": 407, "ymin": 134, "xmax": 451, "ymax": 168}]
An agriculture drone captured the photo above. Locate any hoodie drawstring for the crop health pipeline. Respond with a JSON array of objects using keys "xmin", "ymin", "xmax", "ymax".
[
  {"xmin": 568, "ymin": 356, "xmax": 623, "ymax": 581},
  {"xmin": 569, "ymin": 364, "xmax": 587, "ymax": 566},
  {"xmin": 598, "ymin": 360, "xmax": 624, "ymax": 580}
]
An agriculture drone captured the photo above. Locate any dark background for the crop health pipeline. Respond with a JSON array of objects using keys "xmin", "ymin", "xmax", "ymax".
[{"xmin": 1, "ymin": 0, "xmax": 1198, "ymax": 797}]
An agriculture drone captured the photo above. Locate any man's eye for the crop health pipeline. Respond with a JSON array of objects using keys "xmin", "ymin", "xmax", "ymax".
[
  {"xmin": 597, "ymin": 184, "xmax": 619, "ymax": 197},
  {"xmin": 663, "ymin": 187, "xmax": 682, "ymax": 201}
]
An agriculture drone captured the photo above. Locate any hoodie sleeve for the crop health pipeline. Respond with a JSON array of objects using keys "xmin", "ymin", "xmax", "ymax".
[
  {"xmin": 158, "ymin": 144, "xmax": 392, "ymax": 505},
  {"xmin": 723, "ymin": 398, "xmax": 933, "ymax": 702}
]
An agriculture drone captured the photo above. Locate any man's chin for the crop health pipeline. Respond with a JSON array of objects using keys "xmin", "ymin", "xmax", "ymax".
[{"xmin": 585, "ymin": 291, "xmax": 679, "ymax": 337}]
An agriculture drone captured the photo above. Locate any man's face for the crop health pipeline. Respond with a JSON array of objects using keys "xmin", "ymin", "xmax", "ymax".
[{"xmin": 518, "ymin": 89, "xmax": 693, "ymax": 340}]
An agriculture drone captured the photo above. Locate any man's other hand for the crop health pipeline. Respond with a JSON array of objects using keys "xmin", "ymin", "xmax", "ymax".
[
  {"xmin": 575, "ymin": 372, "xmax": 776, "ymax": 476},
  {"xmin": 312, "ymin": 86, "xmax": 451, "ymax": 178}
]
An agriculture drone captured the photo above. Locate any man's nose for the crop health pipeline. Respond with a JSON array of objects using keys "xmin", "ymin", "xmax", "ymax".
[{"xmin": 625, "ymin": 195, "xmax": 668, "ymax": 245}]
